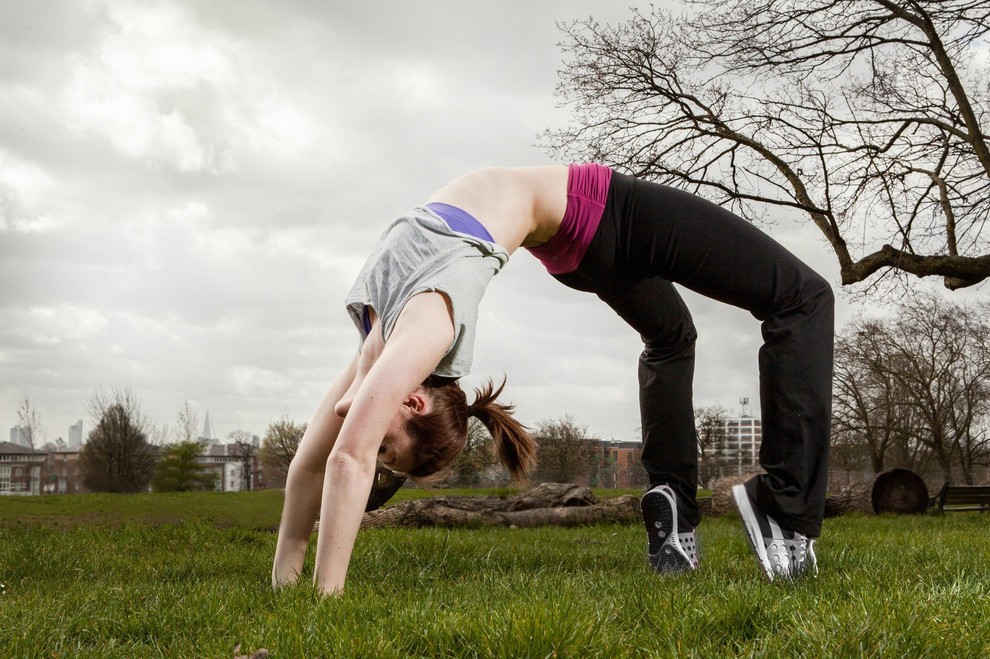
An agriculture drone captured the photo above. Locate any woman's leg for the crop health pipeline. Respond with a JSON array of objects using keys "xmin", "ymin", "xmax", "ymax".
[
  {"xmin": 609, "ymin": 174, "xmax": 834, "ymax": 537},
  {"xmin": 272, "ymin": 353, "xmax": 358, "ymax": 588},
  {"xmin": 593, "ymin": 277, "xmax": 702, "ymax": 527}
]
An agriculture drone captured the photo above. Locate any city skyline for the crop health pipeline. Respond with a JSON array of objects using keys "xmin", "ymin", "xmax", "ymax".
[{"xmin": 5, "ymin": 412, "xmax": 267, "ymax": 449}]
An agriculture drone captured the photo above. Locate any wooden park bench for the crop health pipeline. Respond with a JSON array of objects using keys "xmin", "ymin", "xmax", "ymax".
[{"xmin": 932, "ymin": 482, "xmax": 990, "ymax": 513}]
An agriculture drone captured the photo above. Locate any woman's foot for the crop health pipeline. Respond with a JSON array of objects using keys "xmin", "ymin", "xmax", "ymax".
[{"xmin": 641, "ymin": 484, "xmax": 699, "ymax": 573}]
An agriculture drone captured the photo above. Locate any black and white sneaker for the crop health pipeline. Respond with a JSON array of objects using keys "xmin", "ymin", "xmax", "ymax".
[
  {"xmin": 732, "ymin": 484, "xmax": 817, "ymax": 581},
  {"xmin": 641, "ymin": 484, "xmax": 699, "ymax": 573}
]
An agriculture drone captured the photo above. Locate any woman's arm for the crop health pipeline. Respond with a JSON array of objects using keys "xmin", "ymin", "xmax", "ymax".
[
  {"xmin": 272, "ymin": 300, "xmax": 396, "ymax": 588},
  {"xmin": 312, "ymin": 291, "xmax": 455, "ymax": 594},
  {"xmin": 271, "ymin": 352, "xmax": 358, "ymax": 587}
]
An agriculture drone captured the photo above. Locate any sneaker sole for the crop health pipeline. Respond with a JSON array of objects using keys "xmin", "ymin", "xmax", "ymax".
[
  {"xmin": 731, "ymin": 484, "xmax": 775, "ymax": 581},
  {"xmin": 641, "ymin": 486, "xmax": 695, "ymax": 573}
]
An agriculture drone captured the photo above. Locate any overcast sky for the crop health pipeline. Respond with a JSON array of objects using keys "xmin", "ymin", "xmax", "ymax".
[{"xmin": 4, "ymin": 0, "xmax": 968, "ymax": 447}]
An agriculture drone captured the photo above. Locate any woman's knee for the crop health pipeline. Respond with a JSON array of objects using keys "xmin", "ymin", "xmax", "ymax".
[
  {"xmin": 803, "ymin": 270, "xmax": 834, "ymax": 315},
  {"xmin": 641, "ymin": 320, "xmax": 698, "ymax": 362}
]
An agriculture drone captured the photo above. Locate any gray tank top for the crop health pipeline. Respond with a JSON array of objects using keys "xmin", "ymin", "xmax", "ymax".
[{"xmin": 345, "ymin": 205, "xmax": 509, "ymax": 377}]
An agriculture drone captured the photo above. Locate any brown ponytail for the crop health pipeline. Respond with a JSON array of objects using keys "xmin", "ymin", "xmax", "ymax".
[
  {"xmin": 467, "ymin": 378, "xmax": 536, "ymax": 481},
  {"xmin": 405, "ymin": 376, "xmax": 536, "ymax": 482}
]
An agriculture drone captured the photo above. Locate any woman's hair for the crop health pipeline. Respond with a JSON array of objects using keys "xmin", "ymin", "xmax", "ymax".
[{"xmin": 404, "ymin": 376, "xmax": 536, "ymax": 482}]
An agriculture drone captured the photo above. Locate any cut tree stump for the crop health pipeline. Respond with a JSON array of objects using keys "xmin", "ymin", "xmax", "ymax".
[
  {"xmin": 360, "ymin": 482, "xmax": 639, "ymax": 529},
  {"xmin": 871, "ymin": 468, "xmax": 929, "ymax": 515},
  {"xmin": 824, "ymin": 469, "xmax": 930, "ymax": 517}
]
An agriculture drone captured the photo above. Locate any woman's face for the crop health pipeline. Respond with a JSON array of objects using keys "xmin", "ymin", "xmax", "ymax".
[
  {"xmin": 378, "ymin": 390, "xmax": 430, "ymax": 474},
  {"xmin": 379, "ymin": 412, "xmax": 416, "ymax": 473}
]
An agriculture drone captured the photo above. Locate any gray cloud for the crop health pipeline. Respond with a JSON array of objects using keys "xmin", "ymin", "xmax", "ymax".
[{"xmin": 1, "ymin": 0, "xmax": 863, "ymax": 447}]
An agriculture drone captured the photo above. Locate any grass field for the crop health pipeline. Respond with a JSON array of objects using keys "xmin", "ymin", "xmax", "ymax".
[{"xmin": 1, "ymin": 490, "xmax": 988, "ymax": 657}]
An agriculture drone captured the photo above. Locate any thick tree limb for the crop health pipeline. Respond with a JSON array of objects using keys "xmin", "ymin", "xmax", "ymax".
[{"xmin": 844, "ymin": 245, "xmax": 990, "ymax": 289}]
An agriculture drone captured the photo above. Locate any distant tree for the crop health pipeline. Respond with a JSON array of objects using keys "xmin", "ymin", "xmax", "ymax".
[
  {"xmin": 41, "ymin": 438, "xmax": 67, "ymax": 452},
  {"xmin": 548, "ymin": 2, "xmax": 990, "ymax": 292},
  {"xmin": 80, "ymin": 386, "xmax": 157, "ymax": 493},
  {"xmin": 258, "ymin": 417, "xmax": 307, "ymax": 488},
  {"xmin": 534, "ymin": 416, "xmax": 598, "ymax": 484},
  {"xmin": 886, "ymin": 294, "xmax": 990, "ymax": 482},
  {"xmin": 695, "ymin": 404, "xmax": 729, "ymax": 488},
  {"xmin": 832, "ymin": 294, "xmax": 990, "ymax": 482},
  {"xmin": 833, "ymin": 319, "xmax": 926, "ymax": 474},
  {"xmin": 228, "ymin": 429, "xmax": 258, "ymax": 491},
  {"xmin": 828, "ymin": 426, "xmax": 876, "ymax": 477},
  {"xmin": 152, "ymin": 440, "xmax": 216, "ymax": 492},
  {"xmin": 145, "ymin": 420, "xmax": 170, "ymax": 447},
  {"xmin": 442, "ymin": 418, "xmax": 499, "ymax": 487},
  {"xmin": 175, "ymin": 401, "xmax": 199, "ymax": 444},
  {"xmin": 16, "ymin": 392, "xmax": 44, "ymax": 449}
]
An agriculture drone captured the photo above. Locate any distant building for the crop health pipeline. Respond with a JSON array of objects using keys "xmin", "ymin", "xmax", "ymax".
[
  {"xmin": 0, "ymin": 438, "xmax": 272, "ymax": 496},
  {"xmin": 591, "ymin": 440, "xmax": 648, "ymax": 489},
  {"xmin": 198, "ymin": 443, "xmax": 267, "ymax": 492},
  {"xmin": 0, "ymin": 441, "xmax": 45, "ymax": 495},
  {"xmin": 43, "ymin": 450, "xmax": 88, "ymax": 495},
  {"xmin": 724, "ymin": 403, "xmax": 762, "ymax": 475},
  {"xmin": 200, "ymin": 411, "xmax": 217, "ymax": 443},
  {"xmin": 68, "ymin": 420, "xmax": 84, "ymax": 449},
  {"xmin": 9, "ymin": 425, "xmax": 32, "ymax": 448}
]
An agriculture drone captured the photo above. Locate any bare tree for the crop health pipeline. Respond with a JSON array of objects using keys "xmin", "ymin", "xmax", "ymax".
[
  {"xmin": 832, "ymin": 295, "xmax": 990, "ymax": 481},
  {"xmin": 534, "ymin": 416, "xmax": 598, "ymax": 484},
  {"xmin": 145, "ymin": 420, "xmax": 171, "ymax": 447},
  {"xmin": 695, "ymin": 404, "xmax": 729, "ymax": 488},
  {"xmin": 258, "ymin": 416, "xmax": 307, "ymax": 489},
  {"xmin": 79, "ymin": 385, "xmax": 157, "ymax": 493},
  {"xmin": 228, "ymin": 429, "xmax": 258, "ymax": 491},
  {"xmin": 886, "ymin": 294, "xmax": 990, "ymax": 482},
  {"xmin": 952, "ymin": 316, "xmax": 990, "ymax": 480},
  {"xmin": 547, "ymin": 2, "xmax": 990, "ymax": 291},
  {"xmin": 175, "ymin": 401, "xmax": 199, "ymax": 444},
  {"xmin": 15, "ymin": 392, "xmax": 44, "ymax": 449},
  {"xmin": 833, "ymin": 320, "xmax": 925, "ymax": 474},
  {"xmin": 441, "ymin": 418, "xmax": 499, "ymax": 487}
]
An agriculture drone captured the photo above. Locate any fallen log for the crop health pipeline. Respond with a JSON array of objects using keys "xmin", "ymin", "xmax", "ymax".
[
  {"xmin": 709, "ymin": 470, "xmax": 928, "ymax": 518},
  {"xmin": 823, "ymin": 481, "xmax": 873, "ymax": 517},
  {"xmin": 708, "ymin": 473, "xmax": 759, "ymax": 516},
  {"xmin": 360, "ymin": 482, "xmax": 639, "ymax": 529},
  {"xmin": 352, "ymin": 469, "xmax": 929, "ymax": 531}
]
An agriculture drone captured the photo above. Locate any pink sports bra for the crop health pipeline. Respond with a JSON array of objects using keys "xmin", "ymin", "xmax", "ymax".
[{"xmin": 527, "ymin": 163, "xmax": 612, "ymax": 275}]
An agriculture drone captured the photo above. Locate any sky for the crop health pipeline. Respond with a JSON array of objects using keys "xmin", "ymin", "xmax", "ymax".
[{"xmin": 1, "ymin": 0, "xmax": 970, "ymax": 447}]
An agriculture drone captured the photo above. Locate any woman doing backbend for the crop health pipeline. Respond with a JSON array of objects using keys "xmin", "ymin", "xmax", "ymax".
[{"xmin": 271, "ymin": 163, "xmax": 833, "ymax": 594}]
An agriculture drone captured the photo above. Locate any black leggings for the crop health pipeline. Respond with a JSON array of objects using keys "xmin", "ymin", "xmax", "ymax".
[{"xmin": 554, "ymin": 172, "xmax": 833, "ymax": 537}]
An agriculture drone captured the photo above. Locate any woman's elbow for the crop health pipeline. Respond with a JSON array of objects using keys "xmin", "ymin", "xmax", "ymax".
[{"xmin": 325, "ymin": 448, "xmax": 376, "ymax": 477}]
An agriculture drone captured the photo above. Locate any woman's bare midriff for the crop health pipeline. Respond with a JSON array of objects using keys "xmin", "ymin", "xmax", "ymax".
[{"xmin": 426, "ymin": 166, "xmax": 569, "ymax": 254}]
